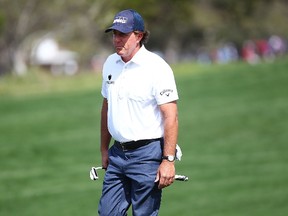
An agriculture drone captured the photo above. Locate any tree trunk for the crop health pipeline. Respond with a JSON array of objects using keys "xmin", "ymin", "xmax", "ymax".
[{"xmin": 0, "ymin": 47, "xmax": 13, "ymax": 76}]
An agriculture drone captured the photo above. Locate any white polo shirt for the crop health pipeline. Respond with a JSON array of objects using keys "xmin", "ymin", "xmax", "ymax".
[{"xmin": 101, "ymin": 46, "xmax": 179, "ymax": 142}]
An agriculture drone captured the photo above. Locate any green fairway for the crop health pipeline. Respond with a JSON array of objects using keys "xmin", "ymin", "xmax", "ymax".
[{"xmin": 1, "ymin": 59, "xmax": 288, "ymax": 216}]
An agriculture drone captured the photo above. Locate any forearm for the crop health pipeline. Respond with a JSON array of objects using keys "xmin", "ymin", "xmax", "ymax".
[
  {"xmin": 101, "ymin": 123, "xmax": 111, "ymax": 154},
  {"xmin": 163, "ymin": 119, "xmax": 178, "ymax": 156},
  {"xmin": 156, "ymin": 101, "xmax": 178, "ymax": 189},
  {"xmin": 162, "ymin": 102, "xmax": 178, "ymax": 156},
  {"xmin": 100, "ymin": 98, "xmax": 111, "ymax": 167}
]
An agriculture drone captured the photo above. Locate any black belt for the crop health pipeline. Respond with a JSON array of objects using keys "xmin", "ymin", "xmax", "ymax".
[{"xmin": 114, "ymin": 138, "xmax": 162, "ymax": 151}]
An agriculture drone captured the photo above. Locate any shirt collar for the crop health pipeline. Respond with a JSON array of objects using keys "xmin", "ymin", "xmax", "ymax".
[{"xmin": 130, "ymin": 46, "xmax": 147, "ymax": 65}]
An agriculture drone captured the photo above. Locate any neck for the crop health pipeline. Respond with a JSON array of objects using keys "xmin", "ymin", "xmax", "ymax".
[{"xmin": 122, "ymin": 45, "xmax": 142, "ymax": 63}]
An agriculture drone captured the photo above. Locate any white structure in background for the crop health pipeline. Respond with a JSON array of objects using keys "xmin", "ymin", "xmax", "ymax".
[{"xmin": 31, "ymin": 37, "xmax": 78, "ymax": 75}]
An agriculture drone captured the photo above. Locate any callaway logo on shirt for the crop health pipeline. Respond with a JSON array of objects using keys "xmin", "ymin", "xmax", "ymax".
[{"xmin": 160, "ymin": 89, "xmax": 173, "ymax": 97}]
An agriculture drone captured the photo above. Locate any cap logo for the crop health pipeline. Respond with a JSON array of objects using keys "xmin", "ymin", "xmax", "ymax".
[{"xmin": 113, "ymin": 16, "xmax": 128, "ymax": 24}]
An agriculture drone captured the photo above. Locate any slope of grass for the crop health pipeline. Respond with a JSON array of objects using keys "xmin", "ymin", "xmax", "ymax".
[
  {"xmin": 0, "ymin": 59, "xmax": 288, "ymax": 215},
  {"xmin": 165, "ymin": 60, "xmax": 288, "ymax": 216}
]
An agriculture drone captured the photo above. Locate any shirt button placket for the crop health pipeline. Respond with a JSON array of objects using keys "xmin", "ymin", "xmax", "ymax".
[{"xmin": 118, "ymin": 65, "xmax": 127, "ymax": 99}]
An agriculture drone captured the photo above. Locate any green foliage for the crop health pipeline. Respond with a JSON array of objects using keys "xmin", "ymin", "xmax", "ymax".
[
  {"xmin": 1, "ymin": 0, "xmax": 288, "ymax": 74},
  {"xmin": 1, "ymin": 59, "xmax": 288, "ymax": 215}
]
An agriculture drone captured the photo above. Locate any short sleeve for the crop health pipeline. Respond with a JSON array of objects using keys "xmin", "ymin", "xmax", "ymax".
[
  {"xmin": 154, "ymin": 64, "xmax": 179, "ymax": 105},
  {"xmin": 101, "ymin": 80, "xmax": 107, "ymax": 98}
]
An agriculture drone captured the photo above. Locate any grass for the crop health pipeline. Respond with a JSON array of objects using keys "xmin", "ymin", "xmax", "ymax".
[{"xmin": 0, "ymin": 59, "xmax": 288, "ymax": 216}]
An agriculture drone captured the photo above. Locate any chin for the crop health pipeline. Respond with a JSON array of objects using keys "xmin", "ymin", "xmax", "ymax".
[
  {"xmin": 116, "ymin": 51, "xmax": 124, "ymax": 56},
  {"xmin": 116, "ymin": 49, "xmax": 125, "ymax": 56}
]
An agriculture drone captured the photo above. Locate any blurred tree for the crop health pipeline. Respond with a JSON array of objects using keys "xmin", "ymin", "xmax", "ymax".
[
  {"xmin": 0, "ymin": 0, "xmax": 288, "ymax": 75},
  {"xmin": 0, "ymin": 0, "xmax": 110, "ymax": 75},
  {"xmin": 193, "ymin": 0, "xmax": 288, "ymax": 46}
]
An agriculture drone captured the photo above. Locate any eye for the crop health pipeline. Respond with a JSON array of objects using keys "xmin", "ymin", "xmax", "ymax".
[
  {"xmin": 121, "ymin": 33, "xmax": 130, "ymax": 37},
  {"xmin": 113, "ymin": 31, "xmax": 130, "ymax": 38}
]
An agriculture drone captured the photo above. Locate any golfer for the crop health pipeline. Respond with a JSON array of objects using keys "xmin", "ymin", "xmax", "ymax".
[{"xmin": 98, "ymin": 9, "xmax": 179, "ymax": 216}]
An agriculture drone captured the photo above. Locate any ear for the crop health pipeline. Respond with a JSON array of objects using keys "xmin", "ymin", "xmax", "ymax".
[{"xmin": 137, "ymin": 32, "xmax": 144, "ymax": 41}]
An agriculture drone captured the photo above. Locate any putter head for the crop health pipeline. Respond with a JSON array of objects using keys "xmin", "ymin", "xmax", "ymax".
[{"xmin": 90, "ymin": 167, "xmax": 102, "ymax": 180}]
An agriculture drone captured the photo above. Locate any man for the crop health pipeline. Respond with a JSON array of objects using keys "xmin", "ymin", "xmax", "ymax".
[{"xmin": 98, "ymin": 9, "xmax": 179, "ymax": 216}]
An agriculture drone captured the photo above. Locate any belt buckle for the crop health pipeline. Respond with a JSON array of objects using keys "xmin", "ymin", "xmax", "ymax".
[{"xmin": 119, "ymin": 142, "xmax": 127, "ymax": 151}]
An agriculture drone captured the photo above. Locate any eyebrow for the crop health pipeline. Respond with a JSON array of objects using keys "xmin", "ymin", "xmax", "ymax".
[{"xmin": 112, "ymin": 30, "xmax": 131, "ymax": 37}]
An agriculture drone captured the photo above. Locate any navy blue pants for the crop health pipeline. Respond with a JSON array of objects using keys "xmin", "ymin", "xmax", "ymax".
[{"xmin": 98, "ymin": 139, "xmax": 163, "ymax": 216}]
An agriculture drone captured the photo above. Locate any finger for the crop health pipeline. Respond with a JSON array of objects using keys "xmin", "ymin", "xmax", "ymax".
[
  {"xmin": 158, "ymin": 176, "xmax": 167, "ymax": 189},
  {"xmin": 158, "ymin": 176, "xmax": 174, "ymax": 189},
  {"xmin": 154, "ymin": 173, "xmax": 160, "ymax": 183}
]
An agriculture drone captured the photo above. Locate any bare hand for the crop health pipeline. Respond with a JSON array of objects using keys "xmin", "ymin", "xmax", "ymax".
[
  {"xmin": 101, "ymin": 151, "xmax": 109, "ymax": 169},
  {"xmin": 155, "ymin": 161, "xmax": 175, "ymax": 189}
]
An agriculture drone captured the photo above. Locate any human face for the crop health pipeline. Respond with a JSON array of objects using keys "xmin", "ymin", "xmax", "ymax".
[{"xmin": 112, "ymin": 30, "xmax": 143, "ymax": 62}]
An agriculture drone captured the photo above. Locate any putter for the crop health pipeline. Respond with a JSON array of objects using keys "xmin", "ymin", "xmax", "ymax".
[
  {"xmin": 89, "ymin": 167, "xmax": 103, "ymax": 180},
  {"xmin": 90, "ymin": 167, "xmax": 188, "ymax": 181}
]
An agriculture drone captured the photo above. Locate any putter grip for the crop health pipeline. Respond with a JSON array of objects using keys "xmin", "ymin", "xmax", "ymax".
[{"xmin": 175, "ymin": 174, "xmax": 188, "ymax": 181}]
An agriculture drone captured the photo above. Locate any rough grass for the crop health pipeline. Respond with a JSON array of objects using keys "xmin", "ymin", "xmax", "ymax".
[{"xmin": 1, "ymin": 59, "xmax": 288, "ymax": 215}]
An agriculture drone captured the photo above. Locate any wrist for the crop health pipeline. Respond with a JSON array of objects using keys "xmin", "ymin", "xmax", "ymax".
[{"xmin": 162, "ymin": 155, "xmax": 176, "ymax": 162}]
